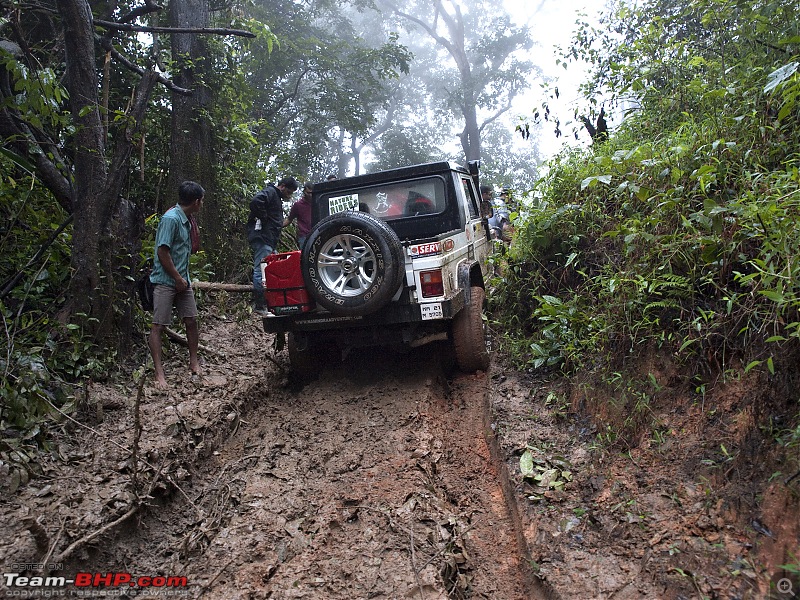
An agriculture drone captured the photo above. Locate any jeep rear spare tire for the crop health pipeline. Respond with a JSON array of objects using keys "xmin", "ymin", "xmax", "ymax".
[
  {"xmin": 452, "ymin": 286, "xmax": 490, "ymax": 372},
  {"xmin": 302, "ymin": 211, "xmax": 405, "ymax": 317}
]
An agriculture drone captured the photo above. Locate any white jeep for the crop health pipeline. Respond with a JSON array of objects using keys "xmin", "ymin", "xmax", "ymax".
[{"xmin": 261, "ymin": 161, "xmax": 491, "ymax": 377}]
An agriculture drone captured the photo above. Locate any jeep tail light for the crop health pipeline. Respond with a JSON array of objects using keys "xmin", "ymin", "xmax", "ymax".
[{"xmin": 420, "ymin": 269, "xmax": 444, "ymax": 298}]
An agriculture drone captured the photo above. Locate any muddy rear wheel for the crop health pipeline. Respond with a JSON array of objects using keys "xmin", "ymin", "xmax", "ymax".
[{"xmin": 452, "ymin": 286, "xmax": 490, "ymax": 373}]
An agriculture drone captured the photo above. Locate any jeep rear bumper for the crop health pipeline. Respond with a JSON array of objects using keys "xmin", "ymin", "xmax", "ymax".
[{"xmin": 262, "ymin": 289, "xmax": 465, "ymax": 338}]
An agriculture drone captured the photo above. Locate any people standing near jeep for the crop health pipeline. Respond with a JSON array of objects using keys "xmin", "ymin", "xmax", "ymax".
[
  {"xmin": 283, "ymin": 182, "xmax": 313, "ymax": 249},
  {"xmin": 248, "ymin": 176, "xmax": 299, "ymax": 314},
  {"xmin": 497, "ymin": 188, "xmax": 515, "ymax": 243},
  {"xmin": 148, "ymin": 180, "xmax": 205, "ymax": 389},
  {"xmin": 483, "ymin": 185, "xmax": 505, "ymax": 242},
  {"xmin": 479, "ymin": 184, "xmax": 492, "ymax": 216},
  {"xmin": 486, "ymin": 187, "xmax": 513, "ymax": 244}
]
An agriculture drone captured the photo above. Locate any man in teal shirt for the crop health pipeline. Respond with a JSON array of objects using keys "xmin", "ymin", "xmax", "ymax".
[{"xmin": 148, "ymin": 181, "xmax": 204, "ymax": 388}]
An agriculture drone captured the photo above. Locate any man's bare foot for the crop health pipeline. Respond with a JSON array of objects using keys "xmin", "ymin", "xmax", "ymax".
[
  {"xmin": 154, "ymin": 377, "xmax": 168, "ymax": 390},
  {"xmin": 190, "ymin": 362, "xmax": 201, "ymax": 377}
]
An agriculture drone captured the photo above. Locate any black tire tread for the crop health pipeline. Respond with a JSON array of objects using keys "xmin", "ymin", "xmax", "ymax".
[{"xmin": 452, "ymin": 286, "xmax": 490, "ymax": 373}]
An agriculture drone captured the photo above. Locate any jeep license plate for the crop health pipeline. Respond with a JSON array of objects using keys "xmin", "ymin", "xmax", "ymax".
[{"xmin": 420, "ymin": 303, "xmax": 443, "ymax": 320}]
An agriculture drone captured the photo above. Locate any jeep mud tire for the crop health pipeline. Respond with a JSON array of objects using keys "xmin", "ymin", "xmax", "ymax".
[
  {"xmin": 302, "ymin": 211, "xmax": 405, "ymax": 317},
  {"xmin": 452, "ymin": 286, "xmax": 490, "ymax": 373}
]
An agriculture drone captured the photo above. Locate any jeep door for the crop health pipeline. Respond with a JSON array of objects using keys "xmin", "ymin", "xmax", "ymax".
[{"xmin": 456, "ymin": 173, "xmax": 490, "ymax": 274}]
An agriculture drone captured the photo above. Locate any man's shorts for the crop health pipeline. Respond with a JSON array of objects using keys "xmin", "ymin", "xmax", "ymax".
[{"xmin": 152, "ymin": 284, "xmax": 198, "ymax": 325}]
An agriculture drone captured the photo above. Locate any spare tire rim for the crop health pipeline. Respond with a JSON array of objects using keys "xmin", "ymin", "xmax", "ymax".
[{"xmin": 318, "ymin": 233, "xmax": 377, "ymax": 296}]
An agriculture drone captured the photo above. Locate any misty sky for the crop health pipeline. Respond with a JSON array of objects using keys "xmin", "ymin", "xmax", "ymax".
[{"xmin": 504, "ymin": 0, "xmax": 608, "ymax": 157}]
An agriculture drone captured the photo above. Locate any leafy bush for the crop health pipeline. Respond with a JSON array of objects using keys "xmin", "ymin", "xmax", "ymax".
[
  {"xmin": 0, "ymin": 167, "xmax": 117, "ymax": 464},
  {"xmin": 492, "ymin": 0, "xmax": 800, "ymax": 378}
]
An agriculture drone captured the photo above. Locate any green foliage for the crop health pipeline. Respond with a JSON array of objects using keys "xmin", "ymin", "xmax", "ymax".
[
  {"xmin": 365, "ymin": 127, "xmax": 440, "ymax": 172},
  {"xmin": 241, "ymin": 1, "xmax": 412, "ymax": 178},
  {"xmin": 0, "ymin": 161, "xmax": 117, "ymax": 461},
  {"xmin": 0, "ymin": 55, "xmax": 71, "ymax": 134},
  {"xmin": 519, "ymin": 446, "xmax": 572, "ymax": 502},
  {"xmin": 492, "ymin": 0, "xmax": 800, "ymax": 380}
]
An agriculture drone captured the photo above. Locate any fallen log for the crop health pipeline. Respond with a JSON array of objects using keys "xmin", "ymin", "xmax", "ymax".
[{"xmin": 192, "ymin": 281, "xmax": 252, "ymax": 293}]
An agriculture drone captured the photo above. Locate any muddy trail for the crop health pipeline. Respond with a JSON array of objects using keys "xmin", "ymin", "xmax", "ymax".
[
  {"xmin": 2, "ymin": 309, "xmax": 799, "ymax": 599},
  {"xmin": 83, "ymin": 346, "xmax": 531, "ymax": 599},
  {"xmin": 1, "ymin": 313, "xmax": 540, "ymax": 599}
]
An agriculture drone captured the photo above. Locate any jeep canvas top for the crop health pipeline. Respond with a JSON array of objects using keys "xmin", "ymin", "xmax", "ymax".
[{"xmin": 261, "ymin": 161, "xmax": 491, "ymax": 377}]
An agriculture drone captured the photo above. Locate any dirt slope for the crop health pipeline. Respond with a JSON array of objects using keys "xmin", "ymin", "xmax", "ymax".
[
  {"xmin": 489, "ymin": 357, "xmax": 800, "ymax": 600},
  {"xmin": 0, "ymin": 312, "xmax": 534, "ymax": 599},
  {"xmin": 2, "ymin": 305, "xmax": 799, "ymax": 599}
]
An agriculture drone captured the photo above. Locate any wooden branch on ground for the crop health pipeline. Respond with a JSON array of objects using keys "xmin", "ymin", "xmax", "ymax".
[
  {"xmin": 164, "ymin": 327, "xmax": 223, "ymax": 358},
  {"xmin": 198, "ymin": 558, "xmax": 235, "ymax": 597},
  {"xmin": 22, "ymin": 517, "xmax": 49, "ymax": 553},
  {"xmin": 54, "ymin": 506, "xmax": 137, "ymax": 565},
  {"xmin": 164, "ymin": 327, "xmax": 189, "ymax": 346},
  {"xmin": 192, "ymin": 281, "xmax": 253, "ymax": 293},
  {"xmin": 53, "ymin": 457, "xmax": 166, "ymax": 566}
]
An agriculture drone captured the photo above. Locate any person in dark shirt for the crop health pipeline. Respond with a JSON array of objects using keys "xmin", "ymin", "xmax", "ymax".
[{"xmin": 247, "ymin": 176, "xmax": 298, "ymax": 313}]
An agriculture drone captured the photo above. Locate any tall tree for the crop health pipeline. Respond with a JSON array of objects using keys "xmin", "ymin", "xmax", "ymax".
[
  {"xmin": 167, "ymin": 0, "xmax": 221, "ymax": 255},
  {"xmin": 243, "ymin": 0, "xmax": 411, "ymax": 179},
  {"xmin": 364, "ymin": 125, "xmax": 442, "ymax": 173},
  {"xmin": 0, "ymin": 0, "xmax": 254, "ymax": 343},
  {"xmin": 47, "ymin": 1, "xmax": 157, "ymax": 342},
  {"xmin": 376, "ymin": 0, "xmax": 535, "ymax": 162}
]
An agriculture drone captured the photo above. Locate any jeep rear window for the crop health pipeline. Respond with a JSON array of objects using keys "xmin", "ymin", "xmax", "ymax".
[{"xmin": 321, "ymin": 177, "xmax": 446, "ymax": 221}]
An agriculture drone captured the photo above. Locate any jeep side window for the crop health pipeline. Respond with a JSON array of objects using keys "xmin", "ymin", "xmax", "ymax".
[{"xmin": 460, "ymin": 176, "xmax": 479, "ymax": 218}]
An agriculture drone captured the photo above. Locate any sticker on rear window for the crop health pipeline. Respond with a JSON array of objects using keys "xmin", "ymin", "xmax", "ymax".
[{"xmin": 329, "ymin": 194, "xmax": 359, "ymax": 214}]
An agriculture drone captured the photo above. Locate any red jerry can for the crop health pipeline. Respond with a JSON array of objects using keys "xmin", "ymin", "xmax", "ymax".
[{"xmin": 263, "ymin": 251, "xmax": 315, "ymax": 315}]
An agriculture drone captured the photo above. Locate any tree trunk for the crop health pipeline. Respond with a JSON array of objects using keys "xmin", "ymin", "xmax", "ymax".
[
  {"xmin": 459, "ymin": 78, "xmax": 481, "ymax": 162},
  {"xmin": 168, "ymin": 0, "xmax": 220, "ymax": 258},
  {"xmin": 58, "ymin": 0, "xmax": 108, "ymax": 327},
  {"xmin": 58, "ymin": 1, "xmax": 158, "ymax": 344}
]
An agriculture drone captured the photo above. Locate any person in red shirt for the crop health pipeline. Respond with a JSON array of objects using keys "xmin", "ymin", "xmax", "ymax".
[{"xmin": 283, "ymin": 182, "xmax": 313, "ymax": 249}]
